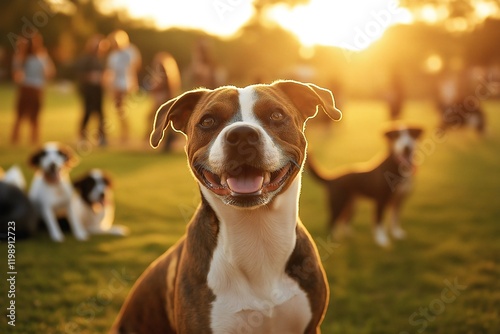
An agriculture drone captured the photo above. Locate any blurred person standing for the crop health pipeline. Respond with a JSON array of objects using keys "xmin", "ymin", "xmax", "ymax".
[
  {"xmin": 145, "ymin": 52, "xmax": 181, "ymax": 151},
  {"xmin": 186, "ymin": 38, "xmax": 218, "ymax": 89},
  {"xmin": 106, "ymin": 30, "xmax": 141, "ymax": 144},
  {"xmin": 11, "ymin": 32, "xmax": 55, "ymax": 144},
  {"xmin": 0, "ymin": 46, "xmax": 7, "ymax": 81},
  {"xmin": 386, "ymin": 71, "xmax": 404, "ymax": 120},
  {"xmin": 437, "ymin": 71, "xmax": 462, "ymax": 109},
  {"xmin": 76, "ymin": 34, "xmax": 109, "ymax": 147}
]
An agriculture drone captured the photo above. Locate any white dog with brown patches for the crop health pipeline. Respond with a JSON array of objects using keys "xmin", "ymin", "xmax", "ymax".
[
  {"xmin": 72, "ymin": 169, "xmax": 129, "ymax": 237},
  {"xmin": 29, "ymin": 142, "xmax": 88, "ymax": 242},
  {"xmin": 111, "ymin": 80, "xmax": 342, "ymax": 334}
]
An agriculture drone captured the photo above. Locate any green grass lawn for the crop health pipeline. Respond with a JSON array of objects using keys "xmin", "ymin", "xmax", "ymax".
[{"xmin": 1, "ymin": 83, "xmax": 499, "ymax": 334}]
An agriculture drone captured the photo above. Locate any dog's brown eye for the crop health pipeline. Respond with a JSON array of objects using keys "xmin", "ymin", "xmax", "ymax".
[
  {"xmin": 270, "ymin": 110, "xmax": 284, "ymax": 121},
  {"xmin": 199, "ymin": 116, "xmax": 216, "ymax": 129}
]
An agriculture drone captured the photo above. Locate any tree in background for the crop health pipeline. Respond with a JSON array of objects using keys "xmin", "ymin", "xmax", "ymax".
[{"xmin": 1, "ymin": 0, "xmax": 499, "ymax": 99}]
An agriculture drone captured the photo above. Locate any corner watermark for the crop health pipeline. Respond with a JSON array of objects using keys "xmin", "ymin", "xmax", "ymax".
[{"xmin": 6, "ymin": 221, "xmax": 17, "ymax": 327}]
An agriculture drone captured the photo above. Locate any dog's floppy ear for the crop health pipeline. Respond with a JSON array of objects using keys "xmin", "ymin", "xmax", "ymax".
[
  {"xmin": 72, "ymin": 176, "xmax": 87, "ymax": 194},
  {"xmin": 409, "ymin": 127, "xmax": 423, "ymax": 139},
  {"xmin": 273, "ymin": 80, "xmax": 342, "ymax": 122},
  {"xmin": 102, "ymin": 174, "xmax": 112, "ymax": 187},
  {"xmin": 384, "ymin": 129, "xmax": 400, "ymax": 141},
  {"xmin": 28, "ymin": 149, "xmax": 46, "ymax": 168},
  {"xmin": 150, "ymin": 88, "xmax": 210, "ymax": 148},
  {"xmin": 59, "ymin": 144, "xmax": 79, "ymax": 168},
  {"xmin": 385, "ymin": 126, "xmax": 423, "ymax": 141},
  {"xmin": 73, "ymin": 175, "xmax": 95, "ymax": 205}
]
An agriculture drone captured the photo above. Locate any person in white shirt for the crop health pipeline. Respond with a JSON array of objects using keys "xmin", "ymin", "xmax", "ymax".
[
  {"xmin": 106, "ymin": 30, "xmax": 141, "ymax": 144},
  {"xmin": 11, "ymin": 32, "xmax": 55, "ymax": 144}
]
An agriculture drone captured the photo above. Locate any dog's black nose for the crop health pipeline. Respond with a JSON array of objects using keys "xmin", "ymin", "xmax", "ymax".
[
  {"xmin": 225, "ymin": 125, "xmax": 260, "ymax": 146},
  {"xmin": 403, "ymin": 146, "xmax": 412, "ymax": 157}
]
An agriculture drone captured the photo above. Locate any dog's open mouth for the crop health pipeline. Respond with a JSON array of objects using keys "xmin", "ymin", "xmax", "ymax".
[
  {"xmin": 200, "ymin": 162, "xmax": 294, "ymax": 197},
  {"xmin": 398, "ymin": 147, "xmax": 414, "ymax": 166},
  {"xmin": 44, "ymin": 168, "xmax": 61, "ymax": 183}
]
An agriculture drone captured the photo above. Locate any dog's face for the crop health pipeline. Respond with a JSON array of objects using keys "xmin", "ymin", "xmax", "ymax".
[
  {"xmin": 385, "ymin": 126, "xmax": 423, "ymax": 165},
  {"xmin": 29, "ymin": 142, "xmax": 78, "ymax": 182},
  {"xmin": 151, "ymin": 80, "xmax": 341, "ymax": 208},
  {"xmin": 73, "ymin": 169, "xmax": 112, "ymax": 211}
]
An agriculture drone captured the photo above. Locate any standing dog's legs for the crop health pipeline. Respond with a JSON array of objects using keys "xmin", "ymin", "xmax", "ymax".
[
  {"xmin": 338, "ymin": 201, "xmax": 355, "ymax": 239},
  {"xmin": 475, "ymin": 113, "xmax": 485, "ymax": 134},
  {"xmin": 373, "ymin": 201, "xmax": 390, "ymax": 247},
  {"xmin": 389, "ymin": 196, "xmax": 407, "ymax": 240},
  {"xmin": 328, "ymin": 190, "xmax": 352, "ymax": 240}
]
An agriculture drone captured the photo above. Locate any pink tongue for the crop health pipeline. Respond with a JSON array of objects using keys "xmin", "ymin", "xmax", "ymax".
[{"xmin": 227, "ymin": 175, "xmax": 264, "ymax": 194}]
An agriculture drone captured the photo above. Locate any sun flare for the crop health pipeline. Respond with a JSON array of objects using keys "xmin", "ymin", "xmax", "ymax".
[
  {"xmin": 266, "ymin": 0, "xmax": 412, "ymax": 50},
  {"xmin": 100, "ymin": 0, "xmax": 413, "ymax": 50},
  {"xmin": 99, "ymin": 0, "xmax": 255, "ymax": 37}
]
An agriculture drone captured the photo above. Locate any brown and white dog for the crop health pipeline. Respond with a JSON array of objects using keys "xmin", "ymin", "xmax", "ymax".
[
  {"xmin": 29, "ymin": 142, "xmax": 88, "ymax": 242},
  {"xmin": 73, "ymin": 169, "xmax": 129, "ymax": 237},
  {"xmin": 111, "ymin": 80, "xmax": 342, "ymax": 333},
  {"xmin": 308, "ymin": 125, "xmax": 423, "ymax": 248}
]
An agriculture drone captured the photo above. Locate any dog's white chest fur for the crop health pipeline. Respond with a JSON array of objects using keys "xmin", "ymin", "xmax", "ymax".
[
  {"xmin": 395, "ymin": 175, "xmax": 413, "ymax": 196},
  {"xmin": 209, "ymin": 289, "xmax": 311, "ymax": 334},
  {"xmin": 203, "ymin": 178, "xmax": 312, "ymax": 333},
  {"xmin": 29, "ymin": 175, "xmax": 72, "ymax": 209}
]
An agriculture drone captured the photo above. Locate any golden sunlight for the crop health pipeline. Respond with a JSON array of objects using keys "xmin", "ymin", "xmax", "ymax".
[
  {"xmin": 100, "ymin": 0, "xmax": 413, "ymax": 50},
  {"xmin": 424, "ymin": 54, "xmax": 443, "ymax": 74},
  {"xmin": 475, "ymin": 1, "xmax": 498, "ymax": 20},
  {"xmin": 266, "ymin": 0, "xmax": 413, "ymax": 50},
  {"xmin": 96, "ymin": 0, "xmax": 500, "ymax": 51},
  {"xmin": 99, "ymin": 0, "xmax": 255, "ymax": 37}
]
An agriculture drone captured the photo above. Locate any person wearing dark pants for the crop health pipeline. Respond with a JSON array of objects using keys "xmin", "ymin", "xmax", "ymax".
[{"xmin": 76, "ymin": 34, "xmax": 108, "ymax": 146}]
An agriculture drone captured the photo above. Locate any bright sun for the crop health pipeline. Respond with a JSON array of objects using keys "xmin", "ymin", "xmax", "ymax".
[
  {"xmin": 267, "ymin": 0, "xmax": 412, "ymax": 50},
  {"xmin": 101, "ymin": 0, "xmax": 412, "ymax": 50}
]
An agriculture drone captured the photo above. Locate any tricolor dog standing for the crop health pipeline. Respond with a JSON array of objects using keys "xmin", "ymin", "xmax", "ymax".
[
  {"xmin": 111, "ymin": 80, "xmax": 342, "ymax": 334},
  {"xmin": 308, "ymin": 125, "xmax": 423, "ymax": 248}
]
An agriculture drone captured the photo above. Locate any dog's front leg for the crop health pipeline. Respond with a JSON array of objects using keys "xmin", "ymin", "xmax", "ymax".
[
  {"xmin": 389, "ymin": 197, "xmax": 406, "ymax": 240},
  {"xmin": 373, "ymin": 201, "xmax": 390, "ymax": 248},
  {"xmin": 67, "ymin": 199, "xmax": 89, "ymax": 241},
  {"xmin": 39, "ymin": 206, "xmax": 65, "ymax": 242}
]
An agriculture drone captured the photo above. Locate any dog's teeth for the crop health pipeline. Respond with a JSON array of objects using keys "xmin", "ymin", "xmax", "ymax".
[
  {"xmin": 264, "ymin": 172, "xmax": 271, "ymax": 184},
  {"xmin": 220, "ymin": 174, "xmax": 227, "ymax": 186}
]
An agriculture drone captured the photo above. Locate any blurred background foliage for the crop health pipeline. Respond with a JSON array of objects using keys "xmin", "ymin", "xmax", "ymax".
[{"xmin": 0, "ymin": 0, "xmax": 499, "ymax": 98}]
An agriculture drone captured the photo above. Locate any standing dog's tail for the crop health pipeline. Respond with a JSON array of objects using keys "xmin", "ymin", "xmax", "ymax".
[{"xmin": 306, "ymin": 154, "xmax": 329, "ymax": 184}]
